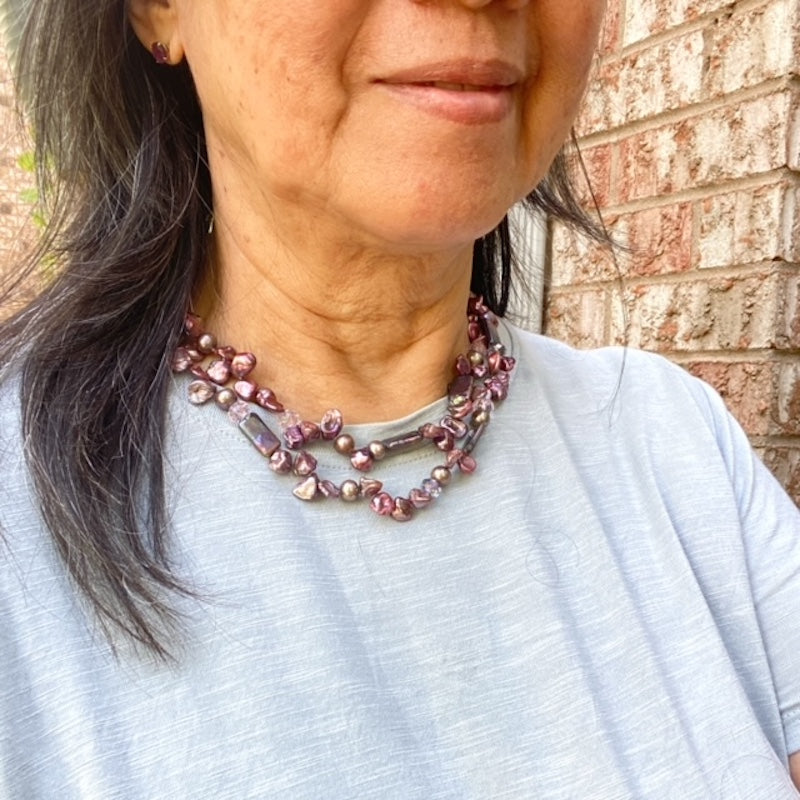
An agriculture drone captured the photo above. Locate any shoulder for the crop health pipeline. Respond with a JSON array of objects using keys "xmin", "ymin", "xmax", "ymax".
[{"xmin": 503, "ymin": 321, "xmax": 723, "ymax": 430}]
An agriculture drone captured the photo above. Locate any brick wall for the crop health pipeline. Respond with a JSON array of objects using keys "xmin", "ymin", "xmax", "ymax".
[{"xmin": 545, "ymin": 0, "xmax": 800, "ymax": 504}]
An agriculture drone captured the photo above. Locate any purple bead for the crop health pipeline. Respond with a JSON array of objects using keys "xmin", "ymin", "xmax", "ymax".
[
  {"xmin": 433, "ymin": 430, "xmax": 455, "ymax": 452},
  {"xmin": 239, "ymin": 412, "xmax": 280, "ymax": 457},
  {"xmin": 487, "ymin": 378, "xmax": 508, "ymax": 401},
  {"xmin": 189, "ymin": 365, "xmax": 208, "ymax": 380},
  {"xmin": 501, "ymin": 356, "xmax": 516, "ymax": 372},
  {"xmin": 185, "ymin": 348, "xmax": 204, "ymax": 363},
  {"xmin": 292, "ymin": 475, "xmax": 318, "ymax": 502},
  {"xmin": 391, "ymin": 497, "xmax": 414, "ymax": 522},
  {"xmin": 448, "ymin": 374, "xmax": 472, "ymax": 405},
  {"xmin": 471, "ymin": 363, "xmax": 488, "ymax": 379},
  {"xmin": 206, "ymin": 358, "xmax": 231, "ymax": 385},
  {"xmin": 231, "ymin": 352, "xmax": 256, "ymax": 378},
  {"xmin": 351, "ymin": 449, "xmax": 374, "ymax": 472},
  {"xmin": 284, "ymin": 424, "xmax": 305, "ymax": 450},
  {"xmin": 300, "ymin": 421, "xmax": 321, "ymax": 442},
  {"xmin": 234, "ymin": 380, "xmax": 258, "ymax": 402},
  {"xmin": 488, "ymin": 350, "xmax": 502, "ymax": 375},
  {"xmin": 187, "ymin": 380, "xmax": 215, "ymax": 405},
  {"xmin": 227, "ymin": 400, "xmax": 251, "ymax": 424},
  {"xmin": 293, "ymin": 451, "xmax": 318, "ymax": 477},
  {"xmin": 171, "ymin": 347, "xmax": 193, "ymax": 373},
  {"xmin": 269, "ymin": 449, "xmax": 293, "ymax": 474},
  {"xmin": 455, "ymin": 354, "xmax": 471, "ymax": 376},
  {"xmin": 409, "ymin": 488, "xmax": 432, "ymax": 509},
  {"xmin": 359, "ymin": 478, "xmax": 383, "ymax": 498},
  {"xmin": 184, "ymin": 314, "xmax": 203, "ymax": 337},
  {"xmin": 369, "ymin": 492, "xmax": 394, "ymax": 516},
  {"xmin": 450, "ymin": 400, "xmax": 473, "ymax": 420},
  {"xmin": 255, "ymin": 388, "xmax": 284, "ymax": 413},
  {"xmin": 319, "ymin": 409, "xmax": 343, "ymax": 440},
  {"xmin": 459, "ymin": 454, "xmax": 477, "ymax": 474},
  {"xmin": 446, "ymin": 448, "xmax": 464, "ymax": 467},
  {"xmin": 215, "ymin": 388, "xmax": 236, "ymax": 410},
  {"xmin": 421, "ymin": 478, "xmax": 442, "ymax": 499},
  {"xmin": 440, "ymin": 416, "xmax": 468, "ymax": 439},
  {"xmin": 318, "ymin": 480, "xmax": 340, "ymax": 499},
  {"xmin": 420, "ymin": 423, "xmax": 444, "ymax": 440},
  {"xmin": 197, "ymin": 333, "xmax": 217, "ymax": 354}
]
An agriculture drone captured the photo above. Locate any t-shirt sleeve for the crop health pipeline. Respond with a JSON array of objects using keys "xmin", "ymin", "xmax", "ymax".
[{"xmin": 691, "ymin": 377, "xmax": 800, "ymax": 755}]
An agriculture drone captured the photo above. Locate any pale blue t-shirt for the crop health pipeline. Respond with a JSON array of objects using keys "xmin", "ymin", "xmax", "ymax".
[{"xmin": 1, "ymin": 324, "xmax": 799, "ymax": 798}]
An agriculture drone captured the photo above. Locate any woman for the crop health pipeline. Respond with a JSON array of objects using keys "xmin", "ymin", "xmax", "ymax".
[{"xmin": 1, "ymin": 0, "xmax": 799, "ymax": 797}]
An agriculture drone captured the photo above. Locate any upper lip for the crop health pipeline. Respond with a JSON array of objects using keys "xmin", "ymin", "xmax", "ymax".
[{"xmin": 377, "ymin": 59, "xmax": 524, "ymax": 88}]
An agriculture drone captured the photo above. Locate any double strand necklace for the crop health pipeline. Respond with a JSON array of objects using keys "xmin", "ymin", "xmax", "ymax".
[{"xmin": 172, "ymin": 295, "xmax": 516, "ymax": 522}]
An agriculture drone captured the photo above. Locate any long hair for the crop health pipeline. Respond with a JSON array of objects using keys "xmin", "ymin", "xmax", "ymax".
[{"xmin": 0, "ymin": 0, "xmax": 608, "ymax": 658}]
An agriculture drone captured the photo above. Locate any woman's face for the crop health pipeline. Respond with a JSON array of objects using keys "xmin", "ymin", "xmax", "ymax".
[{"xmin": 165, "ymin": 0, "xmax": 605, "ymax": 250}]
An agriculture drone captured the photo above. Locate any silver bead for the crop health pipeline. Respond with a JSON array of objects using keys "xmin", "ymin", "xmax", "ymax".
[
  {"xmin": 340, "ymin": 480, "xmax": 360, "ymax": 502},
  {"xmin": 431, "ymin": 466, "xmax": 452, "ymax": 486},
  {"xmin": 334, "ymin": 434, "xmax": 355, "ymax": 454},
  {"xmin": 368, "ymin": 441, "xmax": 386, "ymax": 460}
]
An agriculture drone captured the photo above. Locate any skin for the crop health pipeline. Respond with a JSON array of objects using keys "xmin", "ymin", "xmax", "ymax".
[
  {"xmin": 129, "ymin": 0, "xmax": 604, "ymax": 422},
  {"xmin": 128, "ymin": 2, "xmax": 800, "ymax": 787}
]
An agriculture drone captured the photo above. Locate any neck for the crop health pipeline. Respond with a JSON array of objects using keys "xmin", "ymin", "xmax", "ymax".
[{"xmin": 195, "ymin": 213, "xmax": 476, "ymax": 424}]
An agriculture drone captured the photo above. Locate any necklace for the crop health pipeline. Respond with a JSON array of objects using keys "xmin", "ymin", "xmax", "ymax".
[{"xmin": 172, "ymin": 295, "xmax": 515, "ymax": 522}]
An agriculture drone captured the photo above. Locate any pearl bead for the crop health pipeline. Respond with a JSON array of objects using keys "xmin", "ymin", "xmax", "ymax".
[
  {"xmin": 334, "ymin": 434, "xmax": 355, "ymax": 454},
  {"xmin": 368, "ymin": 441, "xmax": 386, "ymax": 460},
  {"xmin": 340, "ymin": 480, "xmax": 360, "ymax": 502},
  {"xmin": 215, "ymin": 388, "xmax": 236, "ymax": 409},
  {"xmin": 197, "ymin": 332, "xmax": 217, "ymax": 353},
  {"xmin": 472, "ymin": 410, "xmax": 490, "ymax": 426},
  {"xmin": 431, "ymin": 466, "xmax": 452, "ymax": 486}
]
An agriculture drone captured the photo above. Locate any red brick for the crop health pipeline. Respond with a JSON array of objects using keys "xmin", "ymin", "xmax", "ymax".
[{"xmin": 543, "ymin": 288, "xmax": 609, "ymax": 349}]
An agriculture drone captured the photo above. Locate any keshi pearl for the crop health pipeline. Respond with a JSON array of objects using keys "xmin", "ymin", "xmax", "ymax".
[
  {"xmin": 215, "ymin": 388, "xmax": 236, "ymax": 409},
  {"xmin": 284, "ymin": 424, "xmax": 305, "ymax": 450},
  {"xmin": 318, "ymin": 480, "xmax": 340, "ymax": 499},
  {"xmin": 334, "ymin": 434, "xmax": 355, "ymax": 455},
  {"xmin": 197, "ymin": 332, "xmax": 217, "ymax": 353},
  {"xmin": 280, "ymin": 410, "xmax": 301, "ymax": 430},
  {"xmin": 256, "ymin": 388, "xmax": 283, "ymax": 413},
  {"xmin": 451, "ymin": 400, "xmax": 473, "ymax": 420},
  {"xmin": 448, "ymin": 375, "xmax": 472, "ymax": 405},
  {"xmin": 431, "ymin": 466, "xmax": 452, "ymax": 486},
  {"xmin": 189, "ymin": 364, "xmax": 208, "ymax": 380},
  {"xmin": 217, "ymin": 345, "xmax": 237, "ymax": 361},
  {"xmin": 269, "ymin": 450, "xmax": 293, "ymax": 474},
  {"xmin": 369, "ymin": 492, "xmax": 394, "ymax": 516},
  {"xmin": 441, "ymin": 416, "xmax": 468, "ymax": 439},
  {"xmin": 368, "ymin": 441, "xmax": 386, "ymax": 460},
  {"xmin": 207, "ymin": 359, "xmax": 231, "ymax": 385},
  {"xmin": 231, "ymin": 352, "xmax": 256, "ymax": 378},
  {"xmin": 456, "ymin": 354, "xmax": 471, "ymax": 375},
  {"xmin": 340, "ymin": 480, "xmax": 360, "ymax": 501},
  {"xmin": 359, "ymin": 478, "xmax": 383, "ymax": 498},
  {"xmin": 409, "ymin": 488, "xmax": 432, "ymax": 509},
  {"xmin": 433, "ymin": 430, "xmax": 455, "ymax": 452},
  {"xmin": 184, "ymin": 314, "xmax": 203, "ymax": 337},
  {"xmin": 187, "ymin": 379, "xmax": 215, "ymax": 405},
  {"xmin": 391, "ymin": 497, "xmax": 413, "ymax": 522},
  {"xmin": 234, "ymin": 380, "xmax": 257, "ymax": 401},
  {"xmin": 446, "ymin": 448, "xmax": 464, "ymax": 467},
  {"xmin": 171, "ymin": 347, "xmax": 192, "ymax": 372},
  {"xmin": 319, "ymin": 408, "xmax": 344, "ymax": 440},
  {"xmin": 351, "ymin": 449, "xmax": 374, "ymax": 472},
  {"xmin": 488, "ymin": 350, "xmax": 502, "ymax": 374},
  {"xmin": 294, "ymin": 451, "xmax": 318, "ymax": 477},
  {"xmin": 186, "ymin": 348, "xmax": 204, "ymax": 363},
  {"xmin": 300, "ymin": 421, "xmax": 321, "ymax": 442},
  {"xmin": 501, "ymin": 356, "xmax": 516, "ymax": 372},
  {"xmin": 459, "ymin": 454, "xmax": 477, "ymax": 474},
  {"xmin": 420, "ymin": 423, "xmax": 443, "ymax": 439},
  {"xmin": 292, "ymin": 475, "xmax": 318, "ymax": 502}
]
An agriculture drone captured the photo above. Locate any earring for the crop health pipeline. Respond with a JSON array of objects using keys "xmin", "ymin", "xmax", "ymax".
[{"xmin": 151, "ymin": 42, "xmax": 170, "ymax": 65}]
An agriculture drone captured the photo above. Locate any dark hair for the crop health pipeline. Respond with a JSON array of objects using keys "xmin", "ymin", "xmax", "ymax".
[{"xmin": 0, "ymin": 1, "xmax": 608, "ymax": 658}]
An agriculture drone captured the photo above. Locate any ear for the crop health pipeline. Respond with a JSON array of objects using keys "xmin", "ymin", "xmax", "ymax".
[{"xmin": 127, "ymin": 0, "xmax": 185, "ymax": 65}]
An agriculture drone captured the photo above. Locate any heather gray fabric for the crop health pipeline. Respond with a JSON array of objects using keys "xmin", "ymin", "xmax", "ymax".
[{"xmin": 1, "ymin": 324, "xmax": 799, "ymax": 799}]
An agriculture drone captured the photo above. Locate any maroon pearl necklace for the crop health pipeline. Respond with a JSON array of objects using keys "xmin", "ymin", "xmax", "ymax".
[{"xmin": 172, "ymin": 295, "xmax": 516, "ymax": 522}]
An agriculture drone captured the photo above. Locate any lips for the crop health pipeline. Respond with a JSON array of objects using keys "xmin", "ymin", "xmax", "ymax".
[{"xmin": 375, "ymin": 60, "xmax": 522, "ymax": 125}]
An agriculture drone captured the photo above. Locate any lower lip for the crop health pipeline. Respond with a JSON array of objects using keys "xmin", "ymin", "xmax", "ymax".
[{"xmin": 378, "ymin": 83, "xmax": 514, "ymax": 125}]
